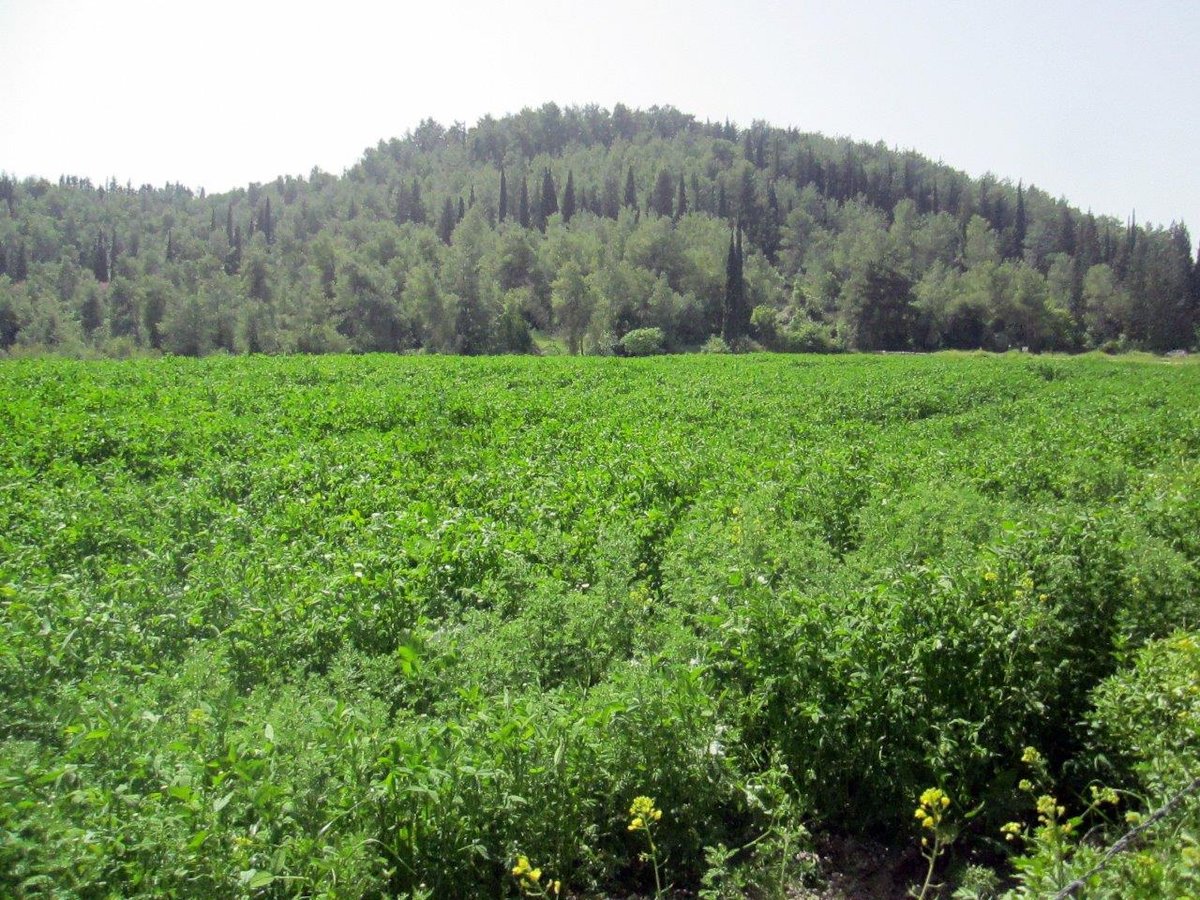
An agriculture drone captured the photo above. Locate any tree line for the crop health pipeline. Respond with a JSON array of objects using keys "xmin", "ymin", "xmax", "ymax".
[{"xmin": 1, "ymin": 102, "xmax": 1197, "ymax": 357}]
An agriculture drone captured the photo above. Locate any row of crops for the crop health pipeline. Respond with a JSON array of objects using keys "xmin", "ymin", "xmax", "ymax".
[{"xmin": 2, "ymin": 352, "xmax": 1198, "ymax": 897}]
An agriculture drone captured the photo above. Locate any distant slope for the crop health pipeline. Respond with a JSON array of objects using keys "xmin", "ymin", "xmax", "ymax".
[{"xmin": 1, "ymin": 103, "xmax": 1197, "ymax": 356}]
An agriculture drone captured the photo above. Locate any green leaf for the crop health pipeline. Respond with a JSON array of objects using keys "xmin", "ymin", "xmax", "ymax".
[{"xmin": 248, "ymin": 870, "xmax": 275, "ymax": 889}]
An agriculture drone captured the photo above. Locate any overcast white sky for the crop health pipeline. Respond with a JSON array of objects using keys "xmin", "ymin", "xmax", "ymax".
[{"xmin": 2, "ymin": 0, "xmax": 1197, "ymax": 235}]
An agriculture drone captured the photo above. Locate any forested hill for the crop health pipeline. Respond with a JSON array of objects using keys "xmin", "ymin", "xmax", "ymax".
[{"xmin": 1, "ymin": 103, "xmax": 1198, "ymax": 357}]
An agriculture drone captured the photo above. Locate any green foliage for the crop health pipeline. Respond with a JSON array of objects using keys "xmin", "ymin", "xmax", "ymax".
[
  {"xmin": 619, "ymin": 326, "xmax": 665, "ymax": 356},
  {"xmin": 1, "ymin": 105, "xmax": 1194, "ymax": 360},
  {"xmin": 0, "ymin": 353, "xmax": 1198, "ymax": 895}
]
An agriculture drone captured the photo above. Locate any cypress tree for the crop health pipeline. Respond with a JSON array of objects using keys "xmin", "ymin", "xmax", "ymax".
[
  {"xmin": 457, "ymin": 197, "xmax": 466, "ymax": 222},
  {"xmin": 601, "ymin": 176, "xmax": 619, "ymax": 219},
  {"xmin": 224, "ymin": 226, "xmax": 243, "ymax": 275},
  {"xmin": 540, "ymin": 169, "xmax": 558, "ymax": 226},
  {"xmin": 468, "ymin": 185, "xmax": 476, "ymax": 208},
  {"xmin": 210, "ymin": 207, "xmax": 217, "ymax": 231},
  {"xmin": 650, "ymin": 169, "xmax": 674, "ymax": 218},
  {"xmin": 675, "ymin": 173, "xmax": 688, "ymax": 219},
  {"xmin": 561, "ymin": 170, "xmax": 576, "ymax": 223},
  {"xmin": 91, "ymin": 232, "xmax": 109, "ymax": 282},
  {"xmin": 80, "ymin": 287, "xmax": 104, "ymax": 336},
  {"xmin": 409, "ymin": 178, "xmax": 426, "ymax": 225},
  {"xmin": 763, "ymin": 183, "xmax": 781, "ymax": 261},
  {"xmin": 498, "ymin": 166, "xmax": 508, "ymax": 222},
  {"xmin": 263, "ymin": 198, "xmax": 273, "ymax": 244},
  {"xmin": 722, "ymin": 227, "xmax": 746, "ymax": 344},
  {"xmin": 11, "ymin": 241, "xmax": 28, "ymax": 282},
  {"xmin": 438, "ymin": 197, "xmax": 457, "ymax": 244},
  {"xmin": 395, "ymin": 183, "xmax": 408, "ymax": 224},
  {"xmin": 729, "ymin": 225, "xmax": 739, "ymax": 328},
  {"xmin": 717, "ymin": 183, "xmax": 728, "ymax": 220},
  {"xmin": 518, "ymin": 175, "xmax": 530, "ymax": 229},
  {"xmin": 1059, "ymin": 205, "xmax": 1077, "ymax": 256},
  {"xmin": 623, "ymin": 166, "xmax": 638, "ymax": 211},
  {"xmin": 0, "ymin": 176, "xmax": 14, "ymax": 216},
  {"xmin": 226, "ymin": 204, "xmax": 234, "ymax": 244}
]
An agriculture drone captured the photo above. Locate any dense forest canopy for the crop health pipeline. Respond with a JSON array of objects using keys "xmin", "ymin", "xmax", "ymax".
[{"xmin": 1, "ymin": 102, "xmax": 1197, "ymax": 357}]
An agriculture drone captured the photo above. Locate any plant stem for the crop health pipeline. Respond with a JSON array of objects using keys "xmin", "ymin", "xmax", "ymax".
[
  {"xmin": 647, "ymin": 830, "xmax": 662, "ymax": 898},
  {"xmin": 916, "ymin": 833, "xmax": 941, "ymax": 900}
]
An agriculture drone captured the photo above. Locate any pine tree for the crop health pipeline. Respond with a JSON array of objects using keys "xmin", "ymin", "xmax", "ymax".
[
  {"xmin": 561, "ymin": 170, "xmax": 576, "ymax": 223},
  {"xmin": 498, "ymin": 166, "xmax": 508, "ymax": 222},
  {"xmin": 623, "ymin": 167, "xmax": 638, "ymax": 211},
  {"xmin": 518, "ymin": 175, "xmax": 530, "ymax": 229}
]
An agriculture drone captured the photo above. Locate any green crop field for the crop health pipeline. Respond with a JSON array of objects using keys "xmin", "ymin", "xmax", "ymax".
[{"xmin": 2, "ymin": 353, "xmax": 1199, "ymax": 898}]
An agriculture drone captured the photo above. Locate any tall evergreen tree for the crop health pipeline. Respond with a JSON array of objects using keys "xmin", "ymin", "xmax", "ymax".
[
  {"xmin": 763, "ymin": 183, "xmax": 781, "ymax": 261},
  {"xmin": 717, "ymin": 183, "xmax": 728, "ymax": 220},
  {"xmin": 498, "ymin": 166, "xmax": 508, "ymax": 222},
  {"xmin": 722, "ymin": 228, "xmax": 747, "ymax": 344},
  {"xmin": 457, "ymin": 197, "xmax": 466, "ymax": 222},
  {"xmin": 438, "ymin": 197, "xmax": 457, "ymax": 244},
  {"xmin": 225, "ymin": 226, "xmax": 243, "ymax": 275},
  {"xmin": 602, "ymin": 176, "xmax": 620, "ymax": 219},
  {"xmin": 91, "ymin": 232, "xmax": 110, "ymax": 282},
  {"xmin": 675, "ymin": 173, "xmax": 688, "ymax": 220},
  {"xmin": 80, "ymin": 287, "xmax": 104, "ymax": 337},
  {"xmin": 623, "ymin": 166, "xmax": 638, "ymax": 211},
  {"xmin": 561, "ymin": 170, "xmax": 576, "ymax": 223},
  {"xmin": 650, "ymin": 169, "xmax": 674, "ymax": 218},
  {"xmin": 518, "ymin": 175, "xmax": 530, "ymax": 229},
  {"xmin": 10, "ymin": 241, "xmax": 28, "ymax": 282},
  {"xmin": 408, "ymin": 179, "xmax": 426, "ymax": 225},
  {"xmin": 540, "ymin": 169, "xmax": 558, "ymax": 228}
]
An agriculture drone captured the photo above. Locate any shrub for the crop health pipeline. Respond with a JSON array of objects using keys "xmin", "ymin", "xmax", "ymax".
[{"xmin": 619, "ymin": 327, "xmax": 665, "ymax": 356}]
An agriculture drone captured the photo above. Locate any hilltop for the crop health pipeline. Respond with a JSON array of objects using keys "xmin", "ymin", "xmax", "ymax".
[{"xmin": 1, "ymin": 103, "xmax": 1197, "ymax": 357}]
